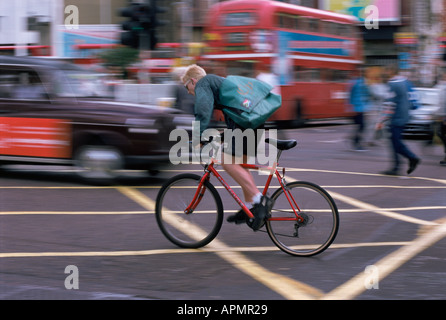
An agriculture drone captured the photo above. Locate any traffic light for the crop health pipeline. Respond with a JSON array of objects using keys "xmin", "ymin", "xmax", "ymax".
[
  {"xmin": 148, "ymin": 0, "xmax": 167, "ymax": 50},
  {"xmin": 119, "ymin": 3, "xmax": 144, "ymax": 49},
  {"xmin": 118, "ymin": 1, "xmax": 166, "ymax": 51}
]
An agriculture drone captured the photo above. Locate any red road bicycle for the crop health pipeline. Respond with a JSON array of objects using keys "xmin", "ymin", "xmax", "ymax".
[{"xmin": 155, "ymin": 138, "xmax": 339, "ymax": 257}]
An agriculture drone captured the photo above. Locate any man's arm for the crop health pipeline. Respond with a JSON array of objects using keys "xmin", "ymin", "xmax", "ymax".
[{"xmin": 192, "ymin": 85, "xmax": 215, "ymax": 144}]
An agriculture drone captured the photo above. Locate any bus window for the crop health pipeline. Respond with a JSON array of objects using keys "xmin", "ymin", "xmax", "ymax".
[
  {"xmin": 330, "ymin": 70, "xmax": 349, "ymax": 82},
  {"xmin": 277, "ymin": 13, "xmax": 294, "ymax": 29},
  {"xmin": 337, "ymin": 24, "xmax": 351, "ymax": 36},
  {"xmin": 321, "ymin": 21, "xmax": 335, "ymax": 35},
  {"xmin": 225, "ymin": 60, "xmax": 255, "ymax": 78},
  {"xmin": 327, "ymin": 23, "xmax": 339, "ymax": 36},
  {"xmin": 310, "ymin": 68, "xmax": 321, "ymax": 82},
  {"xmin": 299, "ymin": 16, "xmax": 309, "ymax": 31},
  {"xmin": 348, "ymin": 25, "xmax": 359, "ymax": 39},
  {"xmin": 275, "ymin": 13, "xmax": 282, "ymax": 28},
  {"xmin": 287, "ymin": 14, "xmax": 296, "ymax": 29},
  {"xmin": 222, "ymin": 12, "xmax": 257, "ymax": 27},
  {"xmin": 308, "ymin": 18, "xmax": 319, "ymax": 33},
  {"xmin": 293, "ymin": 15, "xmax": 300, "ymax": 30},
  {"xmin": 294, "ymin": 66, "xmax": 309, "ymax": 82},
  {"xmin": 340, "ymin": 70, "xmax": 351, "ymax": 82},
  {"xmin": 294, "ymin": 67, "xmax": 321, "ymax": 82},
  {"xmin": 320, "ymin": 21, "xmax": 328, "ymax": 34},
  {"xmin": 321, "ymin": 69, "xmax": 333, "ymax": 82},
  {"xmin": 338, "ymin": 24, "xmax": 350, "ymax": 36}
]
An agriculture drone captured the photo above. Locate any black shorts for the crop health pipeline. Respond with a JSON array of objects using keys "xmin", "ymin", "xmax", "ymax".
[{"xmin": 222, "ymin": 121, "xmax": 263, "ymax": 158}]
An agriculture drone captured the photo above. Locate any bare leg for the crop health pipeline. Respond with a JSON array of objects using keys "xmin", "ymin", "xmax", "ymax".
[{"xmin": 222, "ymin": 155, "xmax": 260, "ymax": 203}]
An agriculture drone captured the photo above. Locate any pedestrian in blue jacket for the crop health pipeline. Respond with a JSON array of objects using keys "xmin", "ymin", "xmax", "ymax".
[
  {"xmin": 349, "ymin": 69, "xmax": 370, "ymax": 151},
  {"xmin": 381, "ymin": 65, "xmax": 420, "ymax": 175}
]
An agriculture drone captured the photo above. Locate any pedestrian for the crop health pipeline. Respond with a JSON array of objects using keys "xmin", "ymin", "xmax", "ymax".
[
  {"xmin": 381, "ymin": 64, "xmax": 421, "ymax": 175},
  {"xmin": 349, "ymin": 68, "xmax": 370, "ymax": 151},
  {"xmin": 366, "ymin": 67, "xmax": 391, "ymax": 145},
  {"xmin": 181, "ymin": 64, "xmax": 279, "ymax": 230},
  {"xmin": 434, "ymin": 71, "xmax": 446, "ymax": 166},
  {"xmin": 256, "ymin": 64, "xmax": 281, "ymax": 96}
]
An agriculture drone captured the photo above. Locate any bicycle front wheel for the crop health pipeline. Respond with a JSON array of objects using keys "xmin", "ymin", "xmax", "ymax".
[
  {"xmin": 266, "ymin": 181, "xmax": 339, "ymax": 257},
  {"xmin": 155, "ymin": 173, "xmax": 224, "ymax": 248}
]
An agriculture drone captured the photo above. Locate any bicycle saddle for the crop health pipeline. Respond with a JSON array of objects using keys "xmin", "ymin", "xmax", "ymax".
[{"xmin": 265, "ymin": 138, "xmax": 297, "ymax": 150}]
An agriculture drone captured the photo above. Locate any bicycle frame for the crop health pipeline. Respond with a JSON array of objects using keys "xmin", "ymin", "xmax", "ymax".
[{"xmin": 184, "ymin": 147, "xmax": 303, "ymax": 223}]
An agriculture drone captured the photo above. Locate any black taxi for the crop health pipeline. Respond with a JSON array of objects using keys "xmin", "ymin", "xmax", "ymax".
[{"xmin": 0, "ymin": 56, "xmax": 192, "ymax": 183}]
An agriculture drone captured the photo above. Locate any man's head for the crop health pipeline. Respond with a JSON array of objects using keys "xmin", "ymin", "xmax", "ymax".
[{"xmin": 181, "ymin": 64, "xmax": 207, "ymax": 95}]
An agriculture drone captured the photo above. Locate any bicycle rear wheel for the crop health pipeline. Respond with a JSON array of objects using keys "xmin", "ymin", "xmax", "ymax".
[
  {"xmin": 266, "ymin": 181, "xmax": 339, "ymax": 257},
  {"xmin": 155, "ymin": 173, "xmax": 224, "ymax": 248}
]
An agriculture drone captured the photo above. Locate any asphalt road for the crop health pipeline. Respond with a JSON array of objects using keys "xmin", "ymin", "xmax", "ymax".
[{"xmin": 0, "ymin": 123, "xmax": 445, "ymax": 302}]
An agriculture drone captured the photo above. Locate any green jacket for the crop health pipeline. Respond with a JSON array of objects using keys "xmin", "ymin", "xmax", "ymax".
[
  {"xmin": 193, "ymin": 74, "xmax": 281, "ymax": 141},
  {"xmin": 193, "ymin": 74, "xmax": 225, "ymax": 141}
]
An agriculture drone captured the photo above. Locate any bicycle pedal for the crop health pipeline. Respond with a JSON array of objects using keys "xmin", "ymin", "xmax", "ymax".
[
  {"xmin": 246, "ymin": 217, "xmax": 266, "ymax": 231},
  {"xmin": 246, "ymin": 218, "xmax": 254, "ymax": 229}
]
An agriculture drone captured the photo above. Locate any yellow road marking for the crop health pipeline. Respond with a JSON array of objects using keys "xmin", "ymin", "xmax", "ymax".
[
  {"xmin": 282, "ymin": 176, "xmax": 438, "ymax": 226},
  {"xmin": 0, "ymin": 241, "xmax": 412, "ymax": 259},
  {"xmin": 117, "ymin": 186, "xmax": 324, "ymax": 300},
  {"xmin": 1, "ymin": 167, "xmax": 444, "ymax": 299},
  {"xmin": 0, "ymin": 211, "xmax": 151, "ymax": 215},
  {"xmin": 1, "ymin": 206, "xmax": 445, "ymax": 216},
  {"xmin": 322, "ymin": 219, "xmax": 446, "ymax": 300},
  {"xmin": 0, "ymin": 184, "xmax": 443, "ymax": 190},
  {"xmin": 286, "ymin": 168, "xmax": 446, "ymax": 185},
  {"xmin": 329, "ymin": 191, "xmax": 439, "ymax": 226}
]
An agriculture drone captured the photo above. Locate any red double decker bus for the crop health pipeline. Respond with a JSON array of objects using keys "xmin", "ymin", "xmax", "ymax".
[{"xmin": 202, "ymin": 0, "xmax": 363, "ymax": 127}]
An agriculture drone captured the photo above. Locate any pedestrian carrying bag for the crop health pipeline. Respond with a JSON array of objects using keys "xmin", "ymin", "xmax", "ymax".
[{"xmin": 219, "ymin": 75, "xmax": 281, "ymax": 129}]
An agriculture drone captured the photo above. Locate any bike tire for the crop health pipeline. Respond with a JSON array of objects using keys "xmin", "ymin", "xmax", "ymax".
[
  {"xmin": 155, "ymin": 173, "xmax": 224, "ymax": 248},
  {"xmin": 266, "ymin": 181, "xmax": 339, "ymax": 257}
]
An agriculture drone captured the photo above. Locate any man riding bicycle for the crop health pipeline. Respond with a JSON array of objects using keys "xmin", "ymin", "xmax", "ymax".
[{"xmin": 181, "ymin": 64, "xmax": 278, "ymax": 230}]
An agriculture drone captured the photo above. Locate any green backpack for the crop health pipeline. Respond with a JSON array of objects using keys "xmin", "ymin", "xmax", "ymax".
[{"xmin": 219, "ymin": 75, "xmax": 281, "ymax": 129}]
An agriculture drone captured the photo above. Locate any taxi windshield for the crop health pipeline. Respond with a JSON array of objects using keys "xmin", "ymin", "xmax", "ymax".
[{"xmin": 54, "ymin": 67, "xmax": 112, "ymax": 99}]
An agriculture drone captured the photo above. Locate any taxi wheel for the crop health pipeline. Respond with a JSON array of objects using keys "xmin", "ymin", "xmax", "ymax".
[{"xmin": 74, "ymin": 145, "xmax": 123, "ymax": 184}]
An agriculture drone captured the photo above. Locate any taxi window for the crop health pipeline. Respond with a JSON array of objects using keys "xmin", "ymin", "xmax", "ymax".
[
  {"xmin": 0, "ymin": 67, "xmax": 48, "ymax": 100},
  {"xmin": 0, "ymin": 73, "xmax": 16, "ymax": 99}
]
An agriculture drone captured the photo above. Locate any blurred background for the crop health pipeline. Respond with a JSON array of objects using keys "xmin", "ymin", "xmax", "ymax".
[
  {"xmin": 1, "ymin": 1, "xmax": 445, "ymax": 77},
  {"xmin": 0, "ymin": 0, "xmax": 445, "ymax": 121}
]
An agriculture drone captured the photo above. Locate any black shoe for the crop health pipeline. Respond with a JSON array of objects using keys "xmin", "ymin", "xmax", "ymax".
[
  {"xmin": 247, "ymin": 196, "xmax": 272, "ymax": 231},
  {"xmin": 227, "ymin": 209, "xmax": 248, "ymax": 225},
  {"xmin": 407, "ymin": 158, "xmax": 420, "ymax": 174},
  {"xmin": 440, "ymin": 159, "xmax": 446, "ymax": 166}
]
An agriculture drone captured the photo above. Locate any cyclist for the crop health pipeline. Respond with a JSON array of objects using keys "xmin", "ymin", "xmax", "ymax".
[{"xmin": 181, "ymin": 64, "xmax": 271, "ymax": 230}]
